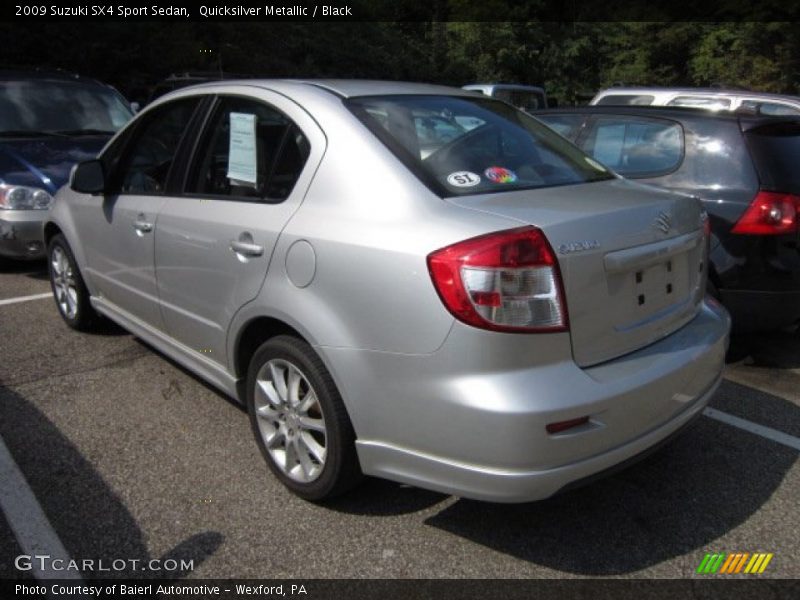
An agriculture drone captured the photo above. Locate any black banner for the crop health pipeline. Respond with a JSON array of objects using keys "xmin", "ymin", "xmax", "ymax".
[
  {"xmin": 6, "ymin": 0, "xmax": 800, "ymax": 23},
  {"xmin": 2, "ymin": 579, "xmax": 799, "ymax": 600}
]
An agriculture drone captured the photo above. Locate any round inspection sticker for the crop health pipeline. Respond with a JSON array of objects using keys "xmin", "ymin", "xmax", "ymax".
[
  {"xmin": 484, "ymin": 166, "xmax": 517, "ymax": 183},
  {"xmin": 446, "ymin": 171, "xmax": 481, "ymax": 187}
]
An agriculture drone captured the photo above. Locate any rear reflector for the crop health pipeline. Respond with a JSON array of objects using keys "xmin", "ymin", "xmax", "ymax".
[
  {"xmin": 546, "ymin": 416, "xmax": 590, "ymax": 434},
  {"xmin": 427, "ymin": 226, "xmax": 568, "ymax": 333},
  {"xmin": 731, "ymin": 191, "xmax": 800, "ymax": 235}
]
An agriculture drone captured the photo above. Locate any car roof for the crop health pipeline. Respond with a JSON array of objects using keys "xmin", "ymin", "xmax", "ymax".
[
  {"xmin": 534, "ymin": 105, "xmax": 800, "ymax": 131},
  {"xmin": 176, "ymin": 78, "xmax": 478, "ymax": 99},
  {"xmin": 594, "ymin": 87, "xmax": 800, "ymax": 102},
  {"xmin": 0, "ymin": 69, "xmax": 106, "ymax": 86},
  {"xmin": 463, "ymin": 83, "xmax": 545, "ymax": 93}
]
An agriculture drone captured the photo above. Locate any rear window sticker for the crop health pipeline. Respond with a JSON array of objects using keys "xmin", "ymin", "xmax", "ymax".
[
  {"xmin": 446, "ymin": 171, "xmax": 481, "ymax": 187},
  {"xmin": 484, "ymin": 166, "xmax": 518, "ymax": 183}
]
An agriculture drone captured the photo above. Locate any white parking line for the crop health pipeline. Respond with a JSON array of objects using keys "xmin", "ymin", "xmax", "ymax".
[
  {"xmin": 703, "ymin": 407, "xmax": 800, "ymax": 452},
  {"xmin": 0, "ymin": 435, "xmax": 82, "ymax": 581},
  {"xmin": 0, "ymin": 292, "xmax": 52, "ymax": 307}
]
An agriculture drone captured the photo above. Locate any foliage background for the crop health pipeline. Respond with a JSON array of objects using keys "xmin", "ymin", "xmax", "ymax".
[{"xmin": 1, "ymin": 20, "xmax": 798, "ymax": 104}]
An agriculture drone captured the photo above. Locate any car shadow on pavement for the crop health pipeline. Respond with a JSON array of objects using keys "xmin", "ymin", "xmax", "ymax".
[
  {"xmin": 325, "ymin": 478, "xmax": 448, "ymax": 516},
  {"xmin": 0, "ymin": 258, "xmax": 48, "ymax": 280},
  {"xmin": 0, "ymin": 384, "xmax": 223, "ymax": 580},
  {"xmin": 423, "ymin": 387, "xmax": 797, "ymax": 575},
  {"xmin": 127, "ymin": 340, "xmax": 452, "ymax": 517}
]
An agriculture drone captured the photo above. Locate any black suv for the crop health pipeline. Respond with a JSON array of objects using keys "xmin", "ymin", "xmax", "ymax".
[{"xmin": 535, "ymin": 106, "xmax": 800, "ymax": 333}]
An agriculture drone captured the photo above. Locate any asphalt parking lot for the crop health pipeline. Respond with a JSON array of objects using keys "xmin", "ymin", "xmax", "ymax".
[{"xmin": 1, "ymin": 259, "xmax": 798, "ymax": 582}]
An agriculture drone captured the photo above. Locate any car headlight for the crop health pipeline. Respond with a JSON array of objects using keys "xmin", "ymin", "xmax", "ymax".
[{"xmin": 0, "ymin": 184, "xmax": 53, "ymax": 210}]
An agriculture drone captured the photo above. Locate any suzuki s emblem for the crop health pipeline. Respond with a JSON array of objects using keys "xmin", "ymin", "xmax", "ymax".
[{"xmin": 653, "ymin": 211, "xmax": 672, "ymax": 235}]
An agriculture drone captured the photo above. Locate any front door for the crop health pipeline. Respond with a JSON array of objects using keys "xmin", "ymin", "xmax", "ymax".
[{"xmin": 75, "ymin": 97, "xmax": 201, "ymax": 329}]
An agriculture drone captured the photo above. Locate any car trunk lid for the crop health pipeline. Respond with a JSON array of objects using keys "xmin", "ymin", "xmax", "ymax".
[{"xmin": 446, "ymin": 178, "xmax": 707, "ymax": 367}]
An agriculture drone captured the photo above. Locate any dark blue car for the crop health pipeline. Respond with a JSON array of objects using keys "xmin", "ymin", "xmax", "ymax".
[{"xmin": 0, "ymin": 71, "xmax": 133, "ymax": 260}]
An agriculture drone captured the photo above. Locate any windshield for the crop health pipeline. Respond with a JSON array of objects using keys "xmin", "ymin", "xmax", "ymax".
[
  {"xmin": 347, "ymin": 95, "xmax": 613, "ymax": 197},
  {"xmin": 0, "ymin": 80, "xmax": 133, "ymax": 135}
]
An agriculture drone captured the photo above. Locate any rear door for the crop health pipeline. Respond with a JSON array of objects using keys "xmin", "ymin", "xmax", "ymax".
[{"xmin": 154, "ymin": 91, "xmax": 325, "ymax": 369}]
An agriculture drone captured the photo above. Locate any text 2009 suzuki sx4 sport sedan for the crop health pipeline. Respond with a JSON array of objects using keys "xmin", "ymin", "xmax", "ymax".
[{"xmin": 44, "ymin": 81, "xmax": 730, "ymax": 502}]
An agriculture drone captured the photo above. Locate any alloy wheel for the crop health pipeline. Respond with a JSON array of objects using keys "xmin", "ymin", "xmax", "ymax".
[
  {"xmin": 51, "ymin": 245, "xmax": 78, "ymax": 320},
  {"xmin": 253, "ymin": 359, "xmax": 328, "ymax": 483}
]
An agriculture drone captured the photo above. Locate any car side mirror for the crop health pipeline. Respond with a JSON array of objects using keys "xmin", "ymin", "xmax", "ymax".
[
  {"xmin": 71, "ymin": 160, "xmax": 106, "ymax": 194},
  {"xmin": 130, "ymin": 101, "xmax": 141, "ymax": 114}
]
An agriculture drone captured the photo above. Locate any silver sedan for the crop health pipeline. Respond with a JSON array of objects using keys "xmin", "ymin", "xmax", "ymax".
[{"xmin": 44, "ymin": 80, "xmax": 729, "ymax": 502}]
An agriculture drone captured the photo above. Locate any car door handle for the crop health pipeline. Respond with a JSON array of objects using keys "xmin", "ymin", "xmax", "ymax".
[
  {"xmin": 133, "ymin": 220, "xmax": 153, "ymax": 233},
  {"xmin": 230, "ymin": 240, "xmax": 264, "ymax": 257}
]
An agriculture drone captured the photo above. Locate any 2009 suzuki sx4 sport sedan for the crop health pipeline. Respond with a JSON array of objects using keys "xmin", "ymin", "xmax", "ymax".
[{"xmin": 44, "ymin": 80, "xmax": 730, "ymax": 503}]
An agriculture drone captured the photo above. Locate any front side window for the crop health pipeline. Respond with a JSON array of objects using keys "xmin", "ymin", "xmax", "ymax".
[
  {"xmin": 347, "ymin": 95, "xmax": 612, "ymax": 197},
  {"xmin": 582, "ymin": 116, "xmax": 684, "ymax": 177},
  {"xmin": 0, "ymin": 79, "xmax": 132, "ymax": 134},
  {"xmin": 112, "ymin": 98, "xmax": 199, "ymax": 195},
  {"xmin": 187, "ymin": 97, "xmax": 310, "ymax": 202}
]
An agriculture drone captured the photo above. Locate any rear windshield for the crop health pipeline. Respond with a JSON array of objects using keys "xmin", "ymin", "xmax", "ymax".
[
  {"xmin": 745, "ymin": 122, "xmax": 800, "ymax": 193},
  {"xmin": 346, "ymin": 95, "xmax": 612, "ymax": 197}
]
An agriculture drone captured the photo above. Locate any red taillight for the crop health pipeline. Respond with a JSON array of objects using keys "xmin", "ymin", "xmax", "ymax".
[
  {"xmin": 731, "ymin": 191, "xmax": 800, "ymax": 235},
  {"xmin": 546, "ymin": 416, "xmax": 590, "ymax": 434},
  {"xmin": 427, "ymin": 226, "xmax": 568, "ymax": 333}
]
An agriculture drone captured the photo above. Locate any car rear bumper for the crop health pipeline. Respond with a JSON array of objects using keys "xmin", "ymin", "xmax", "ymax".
[
  {"xmin": 0, "ymin": 210, "xmax": 46, "ymax": 259},
  {"xmin": 324, "ymin": 300, "xmax": 729, "ymax": 503},
  {"xmin": 357, "ymin": 377, "xmax": 717, "ymax": 502},
  {"xmin": 721, "ymin": 288, "xmax": 800, "ymax": 332}
]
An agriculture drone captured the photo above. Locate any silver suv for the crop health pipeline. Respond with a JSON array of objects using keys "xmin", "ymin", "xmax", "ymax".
[
  {"xmin": 45, "ymin": 80, "xmax": 730, "ymax": 502},
  {"xmin": 591, "ymin": 86, "xmax": 800, "ymax": 116}
]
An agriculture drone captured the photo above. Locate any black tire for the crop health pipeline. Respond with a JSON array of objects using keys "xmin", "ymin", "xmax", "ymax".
[
  {"xmin": 246, "ymin": 335, "xmax": 362, "ymax": 501},
  {"xmin": 47, "ymin": 234, "xmax": 100, "ymax": 331}
]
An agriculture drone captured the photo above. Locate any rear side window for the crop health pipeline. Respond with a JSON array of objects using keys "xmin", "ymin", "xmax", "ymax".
[
  {"xmin": 581, "ymin": 116, "xmax": 684, "ymax": 177},
  {"xmin": 745, "ymin": 122, "xmax": 800, "ymax": 193},
  {"xmin": 535, "ymin": 114, "xmax": 585, "ymax": 140},
  {"xmin": 595, "ymin": 94, "xmax": 654, "ymax": 106},
  {"xmin": 187, "ymin": 96, "xmax": 310, "ymax": 202},
  {"xmin": 347, "ymin": 95, "xmax": 612, "ymax": 197},
  {"xmin": 666, "ymin": 96, "xmax": 731, "ymax": 110}
]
